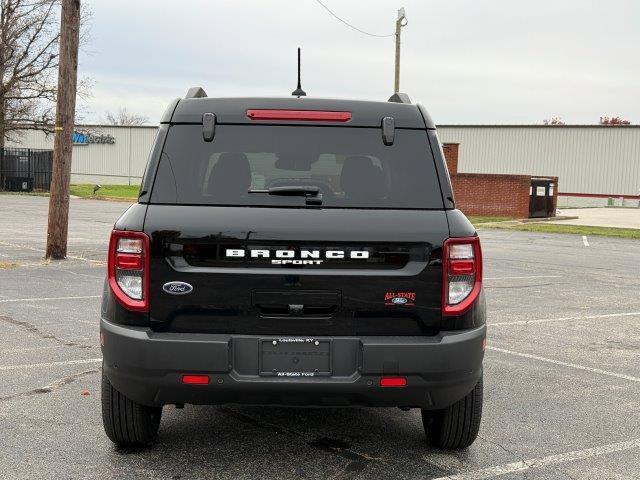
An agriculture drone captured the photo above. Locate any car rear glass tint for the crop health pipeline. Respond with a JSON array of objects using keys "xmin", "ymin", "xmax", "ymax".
[{"xmin": 150, "ymin": 125, "xmax": 443, "ymax": 209}]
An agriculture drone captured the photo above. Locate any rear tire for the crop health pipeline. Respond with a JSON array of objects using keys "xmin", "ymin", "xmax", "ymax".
[
  {"xmin": 421, "ymin": 374, "xmax": 483, "ymax": 449},
  {"xmin": 101, "ymin": 370, "xmax": 162, "ymax": 447}
]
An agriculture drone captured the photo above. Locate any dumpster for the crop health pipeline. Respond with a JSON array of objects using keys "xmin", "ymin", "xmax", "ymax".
[{"xmin": 529, "ymin": 178, "xmax": 555, "ymax": 218}]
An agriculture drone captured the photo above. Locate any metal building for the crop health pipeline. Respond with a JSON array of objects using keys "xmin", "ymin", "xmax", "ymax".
[
  {"xmin": 437, "ymin": 125, "xmax": 640, "ymax": 206},
  {"xmin": 6, "ymin": 126, "xmax": 158, "ymax": 186},
  {"xmin": 6, "ymin": 124, "xmax": 640, "ymax": 206}
]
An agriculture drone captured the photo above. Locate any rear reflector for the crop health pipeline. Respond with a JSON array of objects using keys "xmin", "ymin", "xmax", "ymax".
[
  {"xmin": 115, "ymin": 253, "xmax": 143, "ymax": 270},
  {"xmin": 181, "ymin": 375, "xmax": 210, "ymax": 385},
  {"xmin": 380, "ymin": 377, "xmax": 407, "ymax": 388},
  {"xmin": 246, "ymin": 109, "xmax": 351, "ymax": 122}
]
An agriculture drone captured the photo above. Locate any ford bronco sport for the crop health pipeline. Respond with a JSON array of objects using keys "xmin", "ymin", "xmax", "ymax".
[{"xmin": 100, "ymin": 88, "xmax": 486, "ymax": 449}]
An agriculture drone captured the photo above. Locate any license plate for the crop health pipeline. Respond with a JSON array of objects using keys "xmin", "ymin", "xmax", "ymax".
[{"xmin": 260, "ymin": 338, "xmax": 331, "ymax": 377}]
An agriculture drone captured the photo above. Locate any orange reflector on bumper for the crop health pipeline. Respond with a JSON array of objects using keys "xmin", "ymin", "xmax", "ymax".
[
  {"xmin": 181, "ymin": 374, "xmax": 210, "ymax": 385},
  {"xmin": 380, "ymin": 376, "xmax": 407, "ymax": 387}
]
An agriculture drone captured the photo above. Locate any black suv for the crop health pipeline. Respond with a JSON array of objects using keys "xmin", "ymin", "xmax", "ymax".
[{"xmin": 100, "ymin": 89, "xmax": 486, "ymax": 449}]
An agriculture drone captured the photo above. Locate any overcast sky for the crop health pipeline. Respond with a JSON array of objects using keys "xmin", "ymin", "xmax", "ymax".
[{"xmin": 79, "ymin": 0, "xmax": 640, "ymax": 125}]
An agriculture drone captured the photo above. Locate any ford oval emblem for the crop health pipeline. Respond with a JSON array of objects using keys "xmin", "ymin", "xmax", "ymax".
[
  {"xmin": 162, "ymin": 281, "xmax": 193, "ymax": 295},
  {"xmin": 391, "ymin": 297, "xmax": 408, "ymax": 305}
]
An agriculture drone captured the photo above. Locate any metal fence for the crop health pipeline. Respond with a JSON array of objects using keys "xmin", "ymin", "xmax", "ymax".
[{"xmin": 0, "ymin": 148, "xmax": 54, "ymax": 192}]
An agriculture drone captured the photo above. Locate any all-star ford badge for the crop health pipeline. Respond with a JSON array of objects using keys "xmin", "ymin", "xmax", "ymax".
[
  {"xmin": 100, "ymin": 91, "xmax": 486, "ymax": 451},
  {"xmin": 162, "ymin": 281, "xmax": 193, "ymax": 295}
]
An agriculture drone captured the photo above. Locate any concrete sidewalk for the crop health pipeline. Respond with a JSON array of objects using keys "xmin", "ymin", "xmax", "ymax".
[{"xmin": 550, "ymin": 207, "xmax": 640, "ymax": 229}]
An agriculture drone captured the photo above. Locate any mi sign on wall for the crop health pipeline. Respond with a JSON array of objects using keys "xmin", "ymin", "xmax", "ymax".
[{"xmin": 72, "ymin": 132, "xmax": 116, "ymax": 145}]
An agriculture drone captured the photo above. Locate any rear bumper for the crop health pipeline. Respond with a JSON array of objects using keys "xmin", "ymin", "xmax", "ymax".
[{"xmin": 100, "ymin": 319, "xmax": 485, "ymax": 409}]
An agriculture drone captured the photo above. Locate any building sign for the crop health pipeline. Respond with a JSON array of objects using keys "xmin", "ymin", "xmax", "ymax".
[{"xmin": 72, "ymin": 132, "xmax": 115, "ymax": 145}]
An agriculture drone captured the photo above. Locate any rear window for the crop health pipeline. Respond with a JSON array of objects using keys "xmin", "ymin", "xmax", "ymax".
[{"xmin": 150, "ymin": 125, "xmax": 443, "ymax": 209}]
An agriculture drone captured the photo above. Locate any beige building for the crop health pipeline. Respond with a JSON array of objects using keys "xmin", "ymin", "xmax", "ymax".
[{"xmin": 7, "ymin": 124, "xmax": 640, "ymax": 207}]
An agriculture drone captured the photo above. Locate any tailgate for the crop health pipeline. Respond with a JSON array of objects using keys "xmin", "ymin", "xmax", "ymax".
[{"xmin": 145, "ymin": 206, "xmax": 449, "ymax": 336}]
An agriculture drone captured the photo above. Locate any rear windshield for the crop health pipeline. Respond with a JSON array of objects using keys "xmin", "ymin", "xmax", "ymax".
[{"xmin": 150, "ymin": 125, "xmax": 443, "ymax": 209}]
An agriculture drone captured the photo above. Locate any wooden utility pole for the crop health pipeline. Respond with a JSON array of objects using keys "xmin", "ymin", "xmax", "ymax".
[
  {"xmin": 46, "ymin": 0, "xmax": 81, "ymax": 259},
  {"xmin": 394, "ymin": 7, "xmax": 407, "ymax": 93}
]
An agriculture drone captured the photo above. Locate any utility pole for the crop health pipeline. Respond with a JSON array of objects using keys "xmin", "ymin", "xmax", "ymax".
[
  {"xmin": 394, "ymin": 7, "xmax": 408, "ymax": 93},
  {"xmin": 46, "ymin": 0, "xmax": 81, "ymax": 259}
]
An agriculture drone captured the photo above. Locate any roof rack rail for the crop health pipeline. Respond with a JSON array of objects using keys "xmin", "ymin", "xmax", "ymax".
[
  {"xmin": 185, "ymin": 87, "xmax": 207, "ymax": 99},
  {"xmin": 388, "ymin": 92, "xmax": 411, "ymax": 104}
]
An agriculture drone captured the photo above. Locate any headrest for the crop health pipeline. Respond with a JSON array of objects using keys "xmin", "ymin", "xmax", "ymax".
[
  {"xmin": 340, "ymin": 155, "xmax": 384, "ymax": 201},
  {"xmin": 206, "ymin": 152, "xmax": 251, "ymax": 199}
]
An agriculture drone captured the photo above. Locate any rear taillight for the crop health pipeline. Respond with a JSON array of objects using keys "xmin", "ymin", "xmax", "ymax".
[
  {"xmin": 442, "ymin": 236, "xmax": 482, "ymax": 316},
  {"xmin": 108, "ymin": 230, "xmax": 149, "ymax": 312}
]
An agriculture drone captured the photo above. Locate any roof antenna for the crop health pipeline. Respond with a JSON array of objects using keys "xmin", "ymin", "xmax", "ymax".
[{"xmin": 291, "ymin": 47, "xmax": 307, "ymax": 97}]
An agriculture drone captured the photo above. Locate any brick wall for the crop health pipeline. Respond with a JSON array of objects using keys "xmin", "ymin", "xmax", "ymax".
[
  {"xmin": 450, "ymin": 174, "xmax": 532, "ymax": 217},
  {"xmin": 441, "ymin": 143, "xmax": 558, "ymax": 218},
  {"xmin": 442, "ymin": 143, "xmax": 459, "ymax": 174}
]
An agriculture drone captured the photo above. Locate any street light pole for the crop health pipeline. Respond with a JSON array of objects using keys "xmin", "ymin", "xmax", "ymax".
[{"xmin": 394, "ymin": 7, "xmax": 408, "ymax": 93}]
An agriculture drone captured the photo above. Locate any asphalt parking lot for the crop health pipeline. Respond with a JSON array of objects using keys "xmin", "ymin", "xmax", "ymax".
[{"xmin": 1, "ymin": 195, "xmax": 639, "ymax": 479}]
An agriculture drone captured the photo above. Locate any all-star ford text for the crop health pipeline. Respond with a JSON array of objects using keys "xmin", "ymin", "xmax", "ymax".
[{"xmin": 100, "ymin": 89, "xmax": 486, "ymax": 449}]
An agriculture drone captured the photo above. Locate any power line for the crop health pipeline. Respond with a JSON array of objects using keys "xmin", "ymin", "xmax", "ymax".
[{"xmin": 314, "ymin": 0, "xmax": 394, "ymax": 38}]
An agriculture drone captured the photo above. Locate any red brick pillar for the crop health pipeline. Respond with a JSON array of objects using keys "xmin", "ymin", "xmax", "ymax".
[{"xmin": 442, "ymin": 143, "xmax": 459, "ymax": 175}]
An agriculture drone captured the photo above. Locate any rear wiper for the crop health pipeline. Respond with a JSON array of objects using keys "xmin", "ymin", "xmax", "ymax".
[{"xmin": 249, "ymin": 185, "xmax": 323, "ymax": 205}]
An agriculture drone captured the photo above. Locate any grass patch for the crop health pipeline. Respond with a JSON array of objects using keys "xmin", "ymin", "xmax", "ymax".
[
  {"xmin": 467, "ymin": 216, "xmax": 515, "ymax": 225},
  {"xmin": 0, "ymin": 261, "xmax": 18, "ymax": 269},
  {"xmin": 69, "ymin": 184, "xmax": 140, "ymax": 200},
  {"xmin": 481, "ymin": 222, "xmax": 640, "ymax": 239}
]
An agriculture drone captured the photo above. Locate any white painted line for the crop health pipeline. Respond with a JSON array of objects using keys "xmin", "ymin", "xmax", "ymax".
[
  {"xmin": 0, "ymin": 295, "xmax": 101, "ymax": 304},
  {"xmin": 582, "ymin": 235, "xmax": 590, "ymax": 247},
  {"xmin": 485, "ymin": 275, "xmax": 562, "ymax": 280},
  {"xmin": 0, "ymin": 345, "xmax": 62, "ymax": 354},
  {"xmin": 60, "ymin": 269, "xmax": 103, "ymax": 280},
  {"xmin": 0, "ymin": 357, "xmax": 102, "ymax": 372},
  {"xmin": 492, "ymin": 311, "xmax": 640, "ymax": 327},
  {"xmin": 0, "ymin": 241, "xmax": 104, "ymax": 264},
  {"xmin": 431, "ymin": 438, "xmax": 640, "ymax": 480},
  {"xmin": 0, "ymin": 240, "xmax": 45, "ymax": 254},
  {"xmin": 488, "ymin": 346, "xmax": 640, "ymax": 383}
]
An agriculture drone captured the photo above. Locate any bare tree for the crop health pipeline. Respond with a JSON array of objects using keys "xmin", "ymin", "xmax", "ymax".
[
  {"xmin": 0, "ymin": 0, "xmax": 59, "ymax": 148},
  {"xmin": 104, "ymin": 107, "xmax": 149, "ymax": 126},
  {"xmin": 599, "ymin": 116, "xmax": 630, "ymax": 125},
  {"xmin": 543, "ymin": 116, "xmax": 565, "ymax": 125},
  {"xmin": 0, "ymin": 0, "xmax": 90, "ymax": 148}
]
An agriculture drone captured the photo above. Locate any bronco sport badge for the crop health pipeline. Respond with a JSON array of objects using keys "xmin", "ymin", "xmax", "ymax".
[{"xmin": 225, "ymin": 248, "xmax": 369, "ymax": 266}]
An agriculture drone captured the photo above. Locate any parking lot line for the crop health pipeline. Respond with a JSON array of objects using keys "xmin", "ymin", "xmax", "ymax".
[
  {"xmin": 487, "ymin": 346, "xmax": 640, "ymax": 383},
  {"xmin": 0, "ymin": 295, "xmax": 101, "ymax": 304},
  {"xmin": 0, "ymin": 240, "xmax": 103, "ymax": 264},
  {"xmin": 491, "ymin": 311, "xmax": 640, "ymax": 327},
  {"xmin": 0, "ymin": 345, "xmax": 63, "ymax": 354},
  {"xmin": 484, "ymin": 275, "xmax": 562, "ymax": 280},
  {"xmin": 0, "ymin": 357, "xmax": 102, "ymax": 371},
  {"xmin": 430, "ymin": 437, "xmax": 640, "ymax": 480}
]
